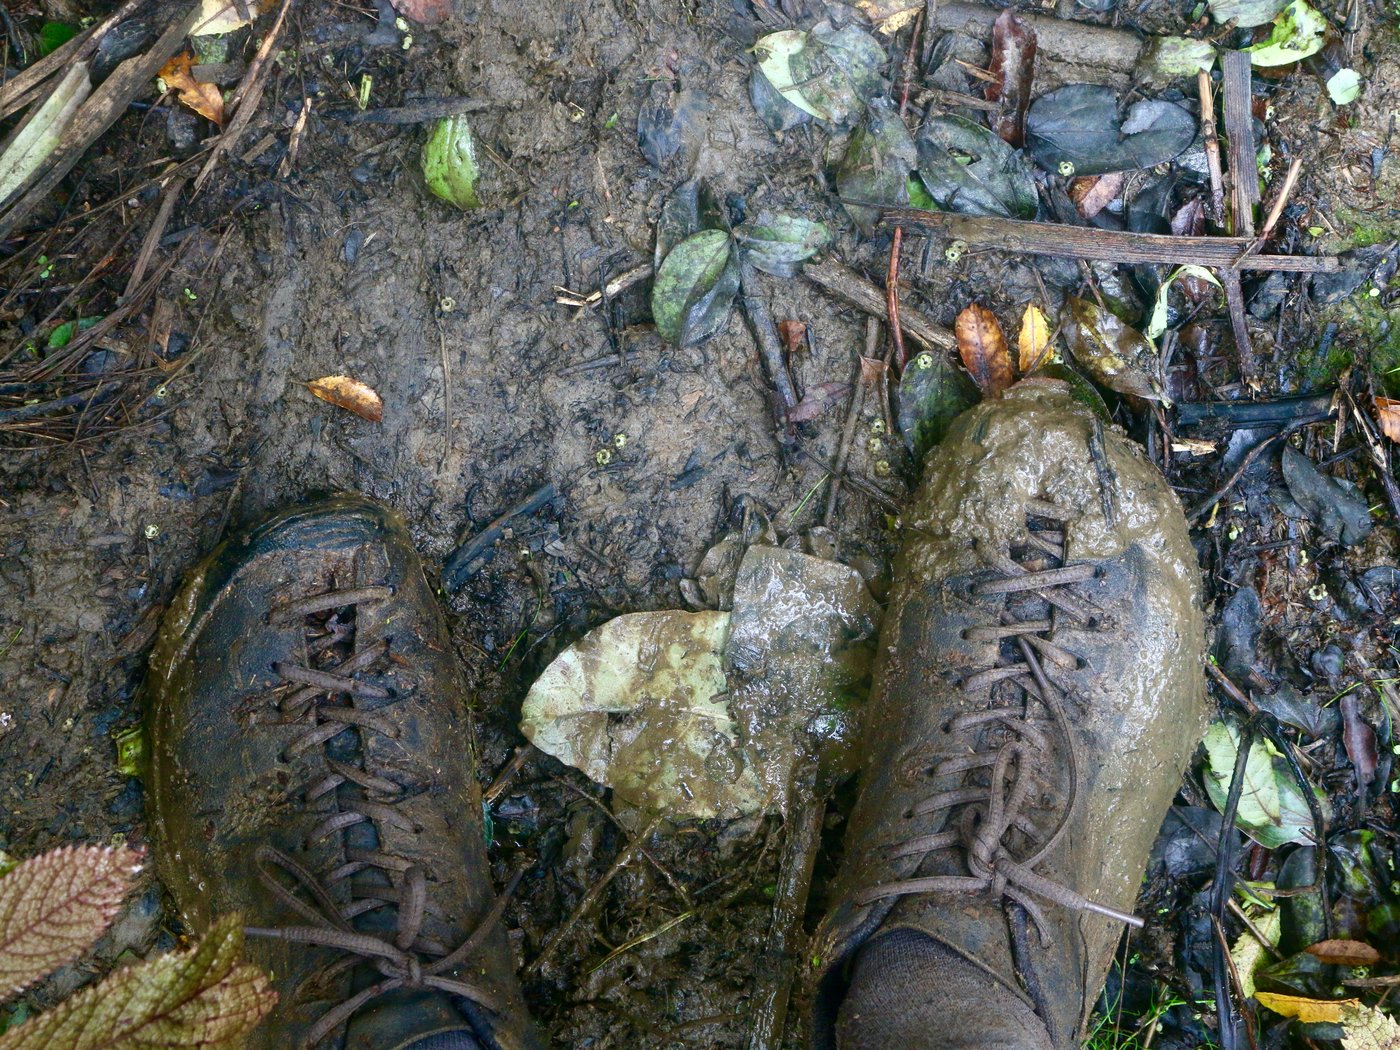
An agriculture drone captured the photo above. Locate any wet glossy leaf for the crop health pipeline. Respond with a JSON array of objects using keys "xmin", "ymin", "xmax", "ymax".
[
  {"xmin": 1209, "ymin": 0, "xmax": 1290, "ymax": 26},
  {"xmin": 748, "ymin": 67, "xmax": 811, "ymax": 133},
  {"xmin": 1025, "ymin": 85, "xmax": 1195, "ymax": 176},
  {"xmin": 754, "ymin": 23, "xmax": 883, "ymax": 126},
  {"xmin": 1146, "ymin": 265, "xmax": 1222, "ymax": 340},
  {"xmin": 837, "ymin": 98, "xmax": 917, "ymax": 236},
  {"xmin": 1135, "ymin": 36, "xmax": 1217, "ymax": 87},
  {"xmin": 986, "ymin": 9, "xmax": 1037, "ymax": 147},
  {"xmin": 955, "ymin": 305, "xmax": 1013, "ymax": 398},
  {"xmin": 1341, "ymin": 1003, "xmax": 1400, "ymax": 1050},
  {"xmin": 637, "ymin": 79, "xmax": 681, "ymax": 168},
  {"xmin": 1255, "ymin": 992, "xmax": 1359, "ymax": 1024},
  {"xmin": 0, "ymin": 846, "xmax": 141, "ymax": 997},
  {"xmin": 157, "ymin": 53, "xmax": 223, "ymax": 125},
  {"xmin": 652, "ymin": 229, "xmax": 739, "ymax": 345},
  {"xmin": 857, "ymin": 0, "xmax": 923, "ymax": 34},
  {"xmin": 307, "ymin": 375, "xmax": 383, "ymax": 423},
  {"xmin": 1305, "ymin": 939, "xmax": 1380, "ymax": 966},
  {"xmin": 1326, "ymin": 68, "xmax": 1362, "ymax": 104},
  {"xmin": 1280, "ymin": 444, "xmax": 1372, "ymax": 546},
  {"xmin": 736, "ymin": 215, "xmax": 832, "ymax": 278},
  {"xmin": 1202, "ymin": 720, "xmax": 1329, "ymax": 848},
  {"xmin": 1017, "ymin": 304, "xmax": 1053, "ymax": 374},
  {"xmin": 916, "ymin": 114, "xmax": 1037, "ymax": 218},
  {"xmin": 897, "ymin": 350, "xmax": 978, "ymax": 459},
  {"xmin": 421, "ymin": 115, "xmax": 481, "ymax": 209},
  {"xmin": 0, "ymin": 915, "xmax": 274, "ymax": 1049},
  {"xmin": 1062, "ymin": 297, "xmax": 1167, "ymax": 402},
  {"xmin": 1247, "ymin": 0, "xmax": 1329, "ymax": 66},
  {"xmin": 390, "ymin": 0, "xmax": 452, "ymax": 24}
]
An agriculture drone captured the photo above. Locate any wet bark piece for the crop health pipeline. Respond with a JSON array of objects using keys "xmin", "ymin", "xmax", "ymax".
[{"xmin": 932, "ymin": 2, "xmax": 1143, "ymax": 87}]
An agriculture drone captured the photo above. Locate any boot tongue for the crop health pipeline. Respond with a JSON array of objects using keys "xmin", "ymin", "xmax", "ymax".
[{"xmin": 345, "ymin": 987, "xmax": 477, "ymax": 1050}]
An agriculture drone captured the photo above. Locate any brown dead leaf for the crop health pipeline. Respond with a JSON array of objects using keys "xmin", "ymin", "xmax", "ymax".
[
  {"xmin": 856, "ymin": 0, "xmax": 923, "ymax": 34},
  {"xmin": 307, "ymin": 375, "xmax": 383, "ymax": 422},
  {"xmin": 1375, "ymin": 396, "xmax": 1400, "ymax": 443},
  {"xmin": 1017, "ymin": 304, "xmax": 1052, "ymax": 375},
  {"xmin": 778, "ymin": 320, "xmax": 808, "ymax": 353},
  {"xmin": 986, "ymin": 9, "xmax": 1037, "ymax": 147},
  {"xmin": 955, "ymin": 304, "xmax": 1013, "ymax": 398},
  {"xmin": 391, "ymin": 0, "xmax": 453, "ymax": 24},
  {"xmin": 1070, "ymin": 172, "xmax": 1125, "ymax": 220},
  {"xmin": 1255, "ymin": 992, "xmax": 1361, "ymax": 1024},
  {"xmin": 157, "ymin": 53, "xmax": 223, "ymax": 125},
  {"xmin": 1307, "ymin": 939, "xmax": 1382, "ymax": 967}
]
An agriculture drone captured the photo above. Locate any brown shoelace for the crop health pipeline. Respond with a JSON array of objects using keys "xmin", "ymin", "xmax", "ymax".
[
  {"xmin": 856, "ymin": 502, "xmax": 1143, "ymax": 940},
  {"xmin": 245, "ymin": 585, "xmax": 506, "ymax": 1047}
]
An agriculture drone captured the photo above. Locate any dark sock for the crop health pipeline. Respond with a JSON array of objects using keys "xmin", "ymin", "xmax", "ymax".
[
  {"xmin": 836, "ymin": 929, "xmax": 1055, "ymax": 1050},
  {"xmin": 404, "ymin": 1033, "xmax": 482, "ymax": 1050}
]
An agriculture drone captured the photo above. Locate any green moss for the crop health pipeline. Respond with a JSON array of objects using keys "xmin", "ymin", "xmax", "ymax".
[
  {"xmin": 1330, "ymin": 208, "xmax": 1398, "ymax": 250},
  {"xmin": 1305, "ymin": 294, "xmax": 1400, "ymax": 394}
]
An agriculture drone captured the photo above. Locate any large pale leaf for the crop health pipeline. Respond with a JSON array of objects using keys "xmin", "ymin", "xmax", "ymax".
[
  {"xmin": 0, "ymin": 845, "xmax": 141, "ymax": 998},
  {"xmin": 1246, "ymin": 0, "xmax": 1329, "ymax": 66},
  {"xmin": 753, "ymin": 23, "xmax": 884, "ymax": 126},
  {"xmin": 0, "ymin": 915, "xmax": 275, "ymax": 1049},
  {"xmin": 1202, "ymin": 721, "xmax": 1329, "ymax": 848},
  {"xmin": 1255, "ymin": 992, "xmax": 1359, "ymax": 1024},
  {"xmin": 1209, "ymin": 0, "xmax": 1289, "ymax": 26},
  {"xmin": 1342, "ymin": 1003, "xmax": 1400, "ymax": 1050},
  {"xmin": 736, "ymin": 214, "xmax": 832, "ymax": 278},
  {"xmin": 1230, "ymin": 906, "xmax": 1281, "ymax": 1000}
]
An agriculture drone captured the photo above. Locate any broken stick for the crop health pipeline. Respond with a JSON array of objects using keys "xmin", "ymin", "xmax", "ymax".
[{"xmin": 803, "ymin": 257, "xmax": 957, "ymax": 351}]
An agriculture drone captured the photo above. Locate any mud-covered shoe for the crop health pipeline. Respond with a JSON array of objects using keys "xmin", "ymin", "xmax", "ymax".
[
  {"xmin": 812, "ymin": 380, "xmax": 1207, "ymax": 1049},
  {"xmin": 145, "ymin": 496, "xmax": 542, "ymax": 1050}
]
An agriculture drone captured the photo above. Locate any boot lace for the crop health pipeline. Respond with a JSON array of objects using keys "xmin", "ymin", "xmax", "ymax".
[
  {"xmin": 243, "ymin": 585, "xmax": 507, "ymax": 1046},
  {"xmin": 855, "ymin": 499, "xmax": 1143, "ymax": 942}
]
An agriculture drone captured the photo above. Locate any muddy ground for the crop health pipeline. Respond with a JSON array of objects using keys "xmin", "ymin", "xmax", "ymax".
[{"xmin": 1, "ymin": 0, "xmax": 1398, "ymax": 1046}]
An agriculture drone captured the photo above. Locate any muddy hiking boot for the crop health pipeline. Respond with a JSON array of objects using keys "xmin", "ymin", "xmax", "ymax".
[
  {"xmin": 144, "ymin": 496, "xmax": 543, "ymax": 1050},
  {"xmin": 812, "ymin": 380, "xmax": 1207, "ymax": 1050}
]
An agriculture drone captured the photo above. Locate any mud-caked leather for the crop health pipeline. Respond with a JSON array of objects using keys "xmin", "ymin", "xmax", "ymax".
[
  {"xmin": 146, "ymin": 496, "xmax": 542, "ymax": 1050},
  {"xmin": 812, "ymin": 381, "xmax": 1207, "ymax": 1049}
]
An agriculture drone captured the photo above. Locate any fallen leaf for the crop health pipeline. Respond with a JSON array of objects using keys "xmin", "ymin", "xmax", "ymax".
[
  {"xmin": 777, "ymin": 320, "xmax": 807, "ymax": 352},
  {"xmin": 421, "ymin": 115, "xmax": 481, "ymax": 209},
  {"xmin": 837, "ymin": 97, "xmax": 918, "ymax": 236},
  {"xmin": 1017, "ymin": 304, "xmax": 1053, "ymax": 374},
  {"xmin": 191, "ymin": 0, "xmax": 261, "ymax": 36},
  {"xmin": 1306, "ymin": 939, "xmax": 1381, "ymax": 967},
  {"xmin": 1070, "ymin": 172, "xmax": 1125, "ymax": 220},
  {"xmin": 1280, "ymin": 444, "xmax": 1373, "ymax": 546},
  {"xmin": 1255, "ymin": 992, "xmax": 1360, "ymax": 1024},
  {"xmin": 1146, "ymin": 265, "xmax": 1222, "ymax": 341},
  {"xmin": 390, "ymin": 0, "xmax": 453, "ymax": 24},
  {"xmin": 0, "ymin": 846, "xmax": 142, "ymax": 997},
  {"xmin": 753, "ymin": 23, "xmax": 884, "ymax": 127},
  {"xmin": 1209, "ymin": 0, "xmax": 1290, "ymax": 26},
  {"xmin": 307, "ymin": 375, "xmax": 383, "ymax": 422},
  {"xmin": 986, "ymin": 9, "xmax": 1037, "ymax": 147},
  {"xmin": 736, "ymin": 214, "xmax": 833, "ymax": 278},
  {"xmin": 1201, "ymin": 720, "xmax": 1330, "ymax": 848},
  {"xmin": 1135, "ymin": 36, "xmax": 1217, "ymax": 88},
  {"xmin": 1025, "ymin": 85, "xmax": 1195, "ymax": 176},
  {"xmin": 1063, "ymin": 297, "xmax": 1168, "ymax": 402},
  {"xmin": 857, "ymin": 0, "xmax": 922, "ymax": 33},
  {"xmin": 1246, "ymin": 0, "xmax": 1329, "ymax": 66},
  {"xmin": 1375, "ymin": 396, "xmax": 1400, "ymax": 442},
  {"xmin": 652, "ymin": 229, "xmax": 739, "ymax": 346},
  {"xmin": 1327, "ymin": 68, "xmax": 1363, "ymax": 105},
  {"xmin": 1230, "ymin": 907, "xmax": 1282, "ymax": 999},
  {"xmin": 1341, "ymin": 1002, "xmax": 1400, "ymax": 1050},
  {"xmin": 787, "ymin": 381, "xmax": 850, "ymax": 423},
  {"xmin": 1339, "ymin": 694, "xmax": 1379, "ymax": 789},
  {"xmin": 955, "ymin": 305, "xmax": 1013, "ymax": 398},
  {"xmin": 916, "ymin": 114, "xmax": 1038, "ymax": 218},
  {"xmin": 157, "ymin": 53, "xmax": 223, "ymax": 125},
  {"xmin": 898, "ymin": 349, "xmax": 978, "ymax": 460}
]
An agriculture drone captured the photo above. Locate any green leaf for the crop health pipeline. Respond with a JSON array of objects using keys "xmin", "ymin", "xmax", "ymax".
[
  {"xmin": 654, "ymin": 178, "xmax": 727, "ymax": 270},
  {"xmin": 0, "ymin": 846, "xmax": 141, "ymax": 999},
  {"xmin": 906, "ymin": 174, "xmax": 937, "ymax": 211},
  {"xmin": 46, "ymin": 316, "xmax": 102, "ymax": 350},
  {"xmin": 837, "ymin": 98, "xmax": 917, "ymax": 236},
  {"xmin": 0, "ymin": 915, "xmax": 275, "ymax": 1050},
  {"xmin": 1246, "ymin": 0, "xmax": 1329, "ymax": 67},
  {"xmin": 651, "ymin": 229, "xmax": 738, "ymax": 346},
  {"xmin": 1202, "ymin": 721, "xmax": 1329, "ymax": 848},
  {"xmin": 1326, "ymin": 68, "xmax": 1362, "ymax": 105},
  {"xmin": 1229, "ymin": 906, "xmax": 1281, "ymax": 1000},
  {"xmin": 897, "ymin": 350, "xmax": 979, "ymax": 460},
  {"xmin": 421, "ymin": 115, "xmax": 481, "ymax": 209},
  {"xmin": 736, "ymin": 215, "xmax": 832, "ymax": 278},
  {"xmin": 753, "ymin": 22, "xmax": 883, "ymax": 126},
  {"xmin": 38, "ymin": 23, "xmax": 78, "ymax": 56},
  {"xmin": 1145, "ymin": 265, "xmax": 1221, "ymax": 340},
  {"xmin": 916, "ymin": 114, "xmax": 1037, "ymax": 218}
]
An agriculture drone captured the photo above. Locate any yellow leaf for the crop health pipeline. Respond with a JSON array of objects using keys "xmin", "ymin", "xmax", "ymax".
[
  {"xmin": 1229, "ymin": 907, "xmax": 1280, "ymax": 1001},
  {"xmin": 307, "ymin": 375, "xmax": 383, "ymax": 423},
  {"xmin": 856, "ymin": 0, "xmax": 922, "ymax": 34},
  {"xmin": 156, "ymin": 53, "xmax": 223, "ymax": 125},
  {"xmin": 1255, "ymin": 992, "xmax": 1360, "ymax": 1024},
  {"xmin": 1017, "ymin": 304, "xmax": 1053, "ymax": 375},
  {"xmin": 1341, "ymin": 1003, "xmax": 1400, "ymax": 1050}
]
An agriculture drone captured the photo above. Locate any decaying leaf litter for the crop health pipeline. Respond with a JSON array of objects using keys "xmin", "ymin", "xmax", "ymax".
[{"xmin": 0, "ymin": 0, "xmax": 1397, "ymax": 1047}]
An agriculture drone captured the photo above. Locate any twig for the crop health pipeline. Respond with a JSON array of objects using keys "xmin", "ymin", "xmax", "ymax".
[
  {"xmin": 1256, "ymin": 156, "xmax": 1303, "ymax": 243},
  {"xmin": 1187, "ymin": 426, "xmax": 1295, "ymax": 522},
  {"xmin": 525, "ymin": 813, "xmax": 663, "ymax": 975},
  {"xmin": 194, "ymin": 0, "xmax": 296, "ymax": 192},
  {"xmin": 484, "ymin": 744, "xmax": 538, "ymax": 804},
  {"xmin": 739, "ymin": 256, "xmax": 800, "ymax": 428},
  {"xmin": 886, "ymin": 229, "xmax": 907, "ymax": 372},
  {"xmin": 803, "ymin": 257, "xmax": 956, "ymax": 351},
  {"xmin": 1221, "ymin": 51, "xmax": 1259, "ymax": 383},
  {"xmin": 746, "ymin": 759, "xmax": 825, "ymax": 1050},
  {"xmin": 824, "ymin": 321, "xmax": 879, "ymax": 526},
  {"xmin": 442, "ymin": 482, "xmax": 557, "ymax": 593},
  {"xmin": 123, "ymin": 175, "xmax": 188, "ymax": 300},
  {"xmin": 336, "ymin": 96, "xmax": 502, "ymax": 124},
  {"xmin": 0, "ymin": 0, "xmax": 144, "ymax": 120},
  {"xmin": 1198, "ymin": 71, "xmax": 1226, "ymax": 226},
  {"xmin": 556, "ymin": 262, "xmax": 652, "ymax": 309},
  {"xmin": 874, "ymin": 208, "xmax": 1339, "ymax": 272}
]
